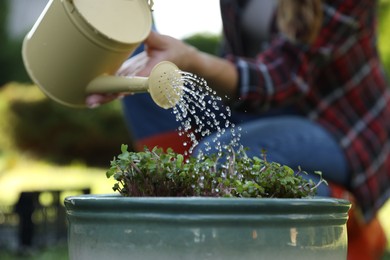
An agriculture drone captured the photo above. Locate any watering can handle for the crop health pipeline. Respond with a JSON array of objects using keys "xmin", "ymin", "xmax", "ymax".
[
  {"xmin": 86, "ymin": 75, "xmax": 149, "ymax": 94},
  {"xmin": 86, "ymin": 61, "xmax": 183, "ymax": 109},
  {"xmin": 148, "ymin": 0, "xmax": 154, "ymax": 11}
]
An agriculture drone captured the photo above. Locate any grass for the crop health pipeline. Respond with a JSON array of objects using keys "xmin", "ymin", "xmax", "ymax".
[{"xmin": 0, "ymin": 244, "xmax": 68, "ymax": 260}]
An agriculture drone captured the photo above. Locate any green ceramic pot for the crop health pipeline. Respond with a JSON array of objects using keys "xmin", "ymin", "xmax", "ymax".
[{"xmin": 64, "ymin": 194, "xmax": 351, "ymax": 260}]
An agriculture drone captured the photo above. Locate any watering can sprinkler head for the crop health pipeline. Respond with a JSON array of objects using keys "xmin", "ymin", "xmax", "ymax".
[
  {"xmin": 147, "ymin": 61, "xmax": 184, "ymax": 109},
  {"xmin": 86, "ymin": 61, "xmax": 184, "ymax": 109}
]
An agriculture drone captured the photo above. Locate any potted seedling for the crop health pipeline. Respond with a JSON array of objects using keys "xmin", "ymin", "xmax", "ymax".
[
  {"xmin": 64, "ymin": 145, "xmax": 351, "ymax": 260},
  {"xmin": 25, "ymin": 0, "xmax": 350, "ymax": 258}
]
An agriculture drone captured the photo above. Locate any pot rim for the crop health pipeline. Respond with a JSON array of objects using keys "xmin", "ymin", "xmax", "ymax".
[{"xmin": 64, "ymin": 194, "xmax": 351, "ymax": 226}]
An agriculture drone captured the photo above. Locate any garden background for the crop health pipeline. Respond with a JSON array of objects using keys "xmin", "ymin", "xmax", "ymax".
[{"xmin": 1, "ymin": 0, "xmax": 390, "ymax": 259}]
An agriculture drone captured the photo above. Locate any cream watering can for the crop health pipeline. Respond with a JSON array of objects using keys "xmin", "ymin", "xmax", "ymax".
[{"xmin": 22, "ymin": 0, "xmax": 182, "ymax": 109}]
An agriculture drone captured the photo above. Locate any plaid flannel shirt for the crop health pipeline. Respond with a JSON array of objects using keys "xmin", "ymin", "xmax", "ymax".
[{"xmin": 220, "ymin": 0, "xmax": 390, "ymax": 221}]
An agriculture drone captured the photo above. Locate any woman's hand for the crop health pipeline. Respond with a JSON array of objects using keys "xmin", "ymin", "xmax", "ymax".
[
  {"xmin": 129, "ymin": 31, "xmax": 238, "ymax": 99},
  {"xmin": 116, "ymin": 51, "xmax": 150, "ymax": 77},
  {"xmin": 85, "ymin": 51, "xmax": 151, "ymax": 108},
  {"xmin": 127, "ymin": 31, "xmax": 197, "ymax": 77},
  {"xmin": 86, "ymin": 32, "xmax": 193, "ymax": 107},
  {"xmin": 86, "ymin": 30, "xmax": 238, "ymax": 107}
]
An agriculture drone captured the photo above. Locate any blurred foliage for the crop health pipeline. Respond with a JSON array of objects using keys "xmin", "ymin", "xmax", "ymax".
[
  {"xmin": 0, "ymin": 83, "xmax": 132, "ymax": 166},
  {"xmin": 0, "ymin": 0, "xmax": 10, "ymax": 86},
  {"xmin": 0, "ymin": 1, "xmax": 6, "ymax": 39},
  {"xmin": 379, "ymin": 0, "xmax": 390, "ymax": 77},
  {"xmin": 0, "ymin": 1, "xmax": 30, "ymax": 86},
  {"xmin": 0, "ymin": 0, "xmax": 389, "ymax": 168},
  {"xmin": 183, "ymin": 33, "xmax": 221, "ymax": 55},
  {"xmin": 0, "ymin": 28, "xmax": 221, "ymax": 167},
  {"xmin": 1, "ymin": 39, "xmax": 30, "ymax": 85},
  {"xmin": 0, "ymin": 244, "xmax": 68, "ymax": 260}
]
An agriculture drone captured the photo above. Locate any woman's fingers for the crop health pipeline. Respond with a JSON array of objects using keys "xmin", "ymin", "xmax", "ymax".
[
  {"xmin": 85, "ymin": 93, "xmax": 126, "ymax": 108},
  {"xmin": 116, "ymin": 51, "xmax": 149, "ymax": 76}
]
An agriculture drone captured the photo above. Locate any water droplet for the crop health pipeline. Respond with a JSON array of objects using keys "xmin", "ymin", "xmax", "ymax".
[{"xmin": 160, "ymin": 70, "xmax": 241, "ymax": 165}]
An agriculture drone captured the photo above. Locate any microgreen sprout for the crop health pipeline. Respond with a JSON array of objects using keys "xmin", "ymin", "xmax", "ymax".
[{"xmin": 106, "ymin": 144, "xmax": 327, "ymax": 198}]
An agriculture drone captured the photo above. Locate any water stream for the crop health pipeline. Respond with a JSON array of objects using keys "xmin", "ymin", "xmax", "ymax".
[{"xmin": 168, "ymin": 70, "xmax": 242, "ymax": 158}]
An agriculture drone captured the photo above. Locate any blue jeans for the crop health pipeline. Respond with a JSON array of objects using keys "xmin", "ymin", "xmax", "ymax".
[{"xmin": 194, "ymin": 115, "xmax": 350, "ymax": 196}]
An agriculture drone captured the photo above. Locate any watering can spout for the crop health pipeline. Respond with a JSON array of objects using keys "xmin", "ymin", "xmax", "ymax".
[
  {"xmin": 86, "ymin": 61, "xmax": 184, "ymax": 109},
  {"xmin": 86, "ymin": 75, "xmax": 149, "ymax": 94}
]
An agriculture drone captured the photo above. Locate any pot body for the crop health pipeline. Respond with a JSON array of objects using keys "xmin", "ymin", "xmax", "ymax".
[
  {"xmin": 22, "ymin": 0, "xmax": 152, "ymax": 107},
  {"xmin": 64, "ymin": 195, "xmax": 351, "ymax": 260}
]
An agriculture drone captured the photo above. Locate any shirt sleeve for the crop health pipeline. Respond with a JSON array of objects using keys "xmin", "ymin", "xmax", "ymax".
[
  {"xmin": 227, "ymin": 0, "xmax": 371, "ymax": 113},
  {"xmin": 229, "ymin": 37, "xmax": 312, "ymax": 113}
]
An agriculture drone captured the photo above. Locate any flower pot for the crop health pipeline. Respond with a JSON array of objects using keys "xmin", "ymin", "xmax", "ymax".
[{"xmin": 64, "ymin": 194, "xmax": 350, "ymax": 260}]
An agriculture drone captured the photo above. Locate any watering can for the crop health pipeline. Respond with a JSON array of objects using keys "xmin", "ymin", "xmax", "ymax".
[{"xmin": 22, "ymin": 0, "xmax": 182, "ymax": 109}]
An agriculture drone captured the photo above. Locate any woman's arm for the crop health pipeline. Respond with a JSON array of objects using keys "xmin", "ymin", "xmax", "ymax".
[{"xmin": 133, "ymin": 31, "xmax": 239, "ymax": 99}]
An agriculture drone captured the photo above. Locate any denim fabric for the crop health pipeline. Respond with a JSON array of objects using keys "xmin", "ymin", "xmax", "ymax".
[
  {"xmin": 194, "ymin": 115, "xmax": 350, "ymax": 197},
  {"xmin": 124, "ymin": 85, "xmax": 348, "ymax": 196},
  {"xmin": 122, "ymin": 43, "xmax": 348, "ymax": 197},
  {"xmin": 122, "ymin": 94, "xmax": 180, "ymax": 139}
]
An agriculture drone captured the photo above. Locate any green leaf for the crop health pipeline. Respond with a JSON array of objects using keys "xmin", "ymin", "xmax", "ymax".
[
  {"xmin": 121, "ymin": 144, "xmax": 128, "ymax": 153},
  {"xmin": 106, "ymin": 145, "xmax": 323, "ymax": 198},
  {"xmin": 176, "ymin": 154, "xmax": 184, "ymax": 167},
  {"xmin": 106, "ymin": 168, "xmax": 115, "ymax": 178}
]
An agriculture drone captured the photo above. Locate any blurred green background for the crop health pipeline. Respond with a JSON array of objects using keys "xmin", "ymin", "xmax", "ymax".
[{"xmin": 1, "ymin": 0, "xmax": 390, "ymax": 259}]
